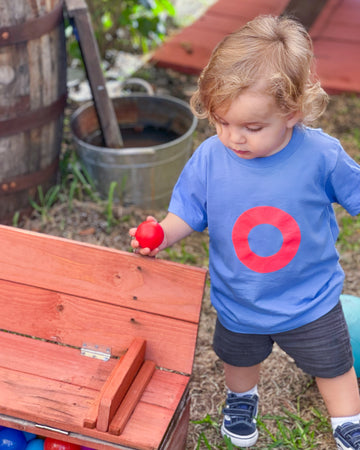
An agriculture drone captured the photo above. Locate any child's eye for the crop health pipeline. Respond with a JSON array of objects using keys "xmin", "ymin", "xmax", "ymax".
[{"xmin": 246, "ymin": 126, "xmax": 262, "ymax": 132}]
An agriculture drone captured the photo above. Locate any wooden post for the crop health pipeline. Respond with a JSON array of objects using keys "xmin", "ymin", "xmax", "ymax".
[
  {"xmin": 282, "ymin": 0, "xmax": 329, "ymax": 30},
  {"xmin": 64, "ymin": 0, "xmax": 124, "ymax": 148}
]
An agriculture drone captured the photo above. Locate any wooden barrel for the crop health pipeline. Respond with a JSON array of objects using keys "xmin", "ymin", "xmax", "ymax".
[{"xmin": 0, "ymin": 0, "xmax": 67, "ymax": 223}]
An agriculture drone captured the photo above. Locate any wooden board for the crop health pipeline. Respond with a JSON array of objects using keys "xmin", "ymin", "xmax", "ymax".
[{"xmin": 0, "ymin": 225, "xmax": 205, "ymax": 323}]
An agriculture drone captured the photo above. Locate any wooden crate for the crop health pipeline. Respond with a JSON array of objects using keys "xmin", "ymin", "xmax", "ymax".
[{"xmin": 0, "ymin": 225, "xmax": 207, "ymax": 450}]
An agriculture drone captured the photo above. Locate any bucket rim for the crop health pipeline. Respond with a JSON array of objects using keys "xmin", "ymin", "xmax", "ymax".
[{"xmin": 70, "ymin": 94, "xmax": 198, "ymax": 155}]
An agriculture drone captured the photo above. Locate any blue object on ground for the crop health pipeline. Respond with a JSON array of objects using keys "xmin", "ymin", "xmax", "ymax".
[{"xmin": 340, "ymin": 294, "xmax": 360, "ymax": 377}]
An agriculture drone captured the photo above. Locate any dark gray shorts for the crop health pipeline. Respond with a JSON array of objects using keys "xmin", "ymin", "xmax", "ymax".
[{"xmin": 213, "ymin": 302, "xmax": 354, "ymax": 378}]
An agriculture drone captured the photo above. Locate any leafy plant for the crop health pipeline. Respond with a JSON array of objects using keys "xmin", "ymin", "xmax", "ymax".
[
  {"xmin": 165, "ymin": 242, "xmax": 198, "ymax": 264},
  {"xmin": 258, "ymin": 409, "xmax": 317, "ymax": 448},
  {"xmin": 105, "ymin": 181, "xmax": 118, "ymax": 233},
  {"xmin": 12, "ymin": 211, "xmax": 20, "ymax": 227},
  {"xmin": 60, "ymin": 150, "xmax": 101, "ymax": 208},
  {"xmin": 66, "ymin": 0, "xmax": 176, "ymax": 62},
  {"xmin": 29, "ymin": 185, "xmax": 61, "ymax": 223}
]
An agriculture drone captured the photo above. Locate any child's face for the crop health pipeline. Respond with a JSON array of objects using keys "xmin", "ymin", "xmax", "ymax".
[{"xmin": 214, "ymin": 87, "xmax": 299, "ymax": 159}]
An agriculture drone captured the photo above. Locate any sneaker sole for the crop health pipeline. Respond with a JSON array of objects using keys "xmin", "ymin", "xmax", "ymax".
[
  {"xmin": 335, "ymin": 438, "xmax": 353, "ymax": 449},
  {"xmin": 221, "ymin": 424, "xmax": 259, "ymax": 448}
]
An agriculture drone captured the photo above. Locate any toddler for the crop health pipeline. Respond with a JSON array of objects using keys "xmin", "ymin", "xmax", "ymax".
[{"xmin": 130, "ymin": 15, "xmax": 360, "ymax": 449}]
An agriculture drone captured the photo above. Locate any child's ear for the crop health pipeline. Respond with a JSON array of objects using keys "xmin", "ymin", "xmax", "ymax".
[{"xmin": 286, "ymin": 111, "xmax": 301, "ymax": 128}]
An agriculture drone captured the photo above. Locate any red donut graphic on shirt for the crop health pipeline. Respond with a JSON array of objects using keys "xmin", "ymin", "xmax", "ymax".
[{"xmin": 232, "ymin": 206, "xmax": 301, "ymax": 273}]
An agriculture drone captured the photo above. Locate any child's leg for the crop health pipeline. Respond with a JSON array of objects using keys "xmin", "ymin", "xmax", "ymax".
[
  {"xmin": 224, "ymin": 362, "xmax": 261, "ymax": 393},
  {"xmin": 222, "ymin": 363, "xmax": 261, "ymax": 448},
  {"xmin": 317, "ymin": 367, "xmax": 360, "ymax": 449},
  {"xmin": 212, "ymin": 319, "xmax": 272, "ymax": 447},
  {"xmin": 316, "ymin": 367, "xmax": 360, "ymax": 417}
]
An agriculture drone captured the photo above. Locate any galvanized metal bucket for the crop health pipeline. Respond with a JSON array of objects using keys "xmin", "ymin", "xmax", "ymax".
[{"xmin": 70, "ymin": 89, "xmax": 197, "ymax": 209}]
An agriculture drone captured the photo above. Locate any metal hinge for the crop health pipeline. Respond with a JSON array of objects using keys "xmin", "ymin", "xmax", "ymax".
[
  {"xmin": 35, "ymin": 424, "xmax": 69, "ymax": 435},
  {"xmin": 81, "ymin": 343, "xmax": 111, "ymax": 361}
]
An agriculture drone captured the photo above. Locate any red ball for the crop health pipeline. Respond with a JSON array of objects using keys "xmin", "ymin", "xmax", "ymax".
[
  {"xmin": 135, "ymin": 220, "xmax": 164, "ymax": 250},
  {"xmin": 44, "ymin": 439, "xmax": 80, "ymax": 450}
]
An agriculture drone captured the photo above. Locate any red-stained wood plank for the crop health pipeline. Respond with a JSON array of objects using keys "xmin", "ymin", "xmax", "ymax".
[
  {"xmin": 0, "ymin": 366, "xmax": 95, "ymax": 428},
  {"xmin": 310, "ymin": 0, "xmax": 360, "ymax": 42},
  {"xmin": 159, "ymin": 397, "xmax": 191, "ymax": 450},
  {"xmin": 153, "ymin": 28, "xmax": 227, "ymax": 74},
  {"xmin": 0, "ymin": 365, "xmax": 189, "ymax": 450},
  {"xmin": 310, "ymin": 0, "xmax": 360, "ymax": 93},
  {"xmin": 207, "ymin": 0, "xmax": 289, "ymax": 17},
  {"xmin": 0, "ymin": 279, "xmax": 199, "ymax": 374},
  {"xmin": 109, "ymin": 360, "xmax": 156, "ymax": 435},
  {"xmin": 309, "ymin": 0, "xmax": 340, "ymax": 38},
  {"xmin": 152, "ymin": 0, "xmax": 289, "ymax": 75},
  {"xmin": 189, "ymin": 12, "xmax": 249, "ymax": 34},
  {"xmin": 0, "ymin": 331, "xmax": 116, "ymax": 391},
  {"xmin": 96, "ymin": 338, "xmax": 146, "ymax": 432},
  {"xmin": 313, "ymin": 40, "xmax": 360, "ymax": 94},
  {"xmin": 0, "ymin": 225, "xmax": 206, "ymax": 324}
]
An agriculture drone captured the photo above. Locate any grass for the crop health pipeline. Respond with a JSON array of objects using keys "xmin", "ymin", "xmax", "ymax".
[
  {"xmin": 192, "ymin": 405, "xmax": 332, "ymax": 449},
  {"xmin": 20, "ymin": 149, "xmax": 124, "ymax": 232},
  {"xmin": 337, "ymin": 213, "xmax": 360, "ymax": 251}
]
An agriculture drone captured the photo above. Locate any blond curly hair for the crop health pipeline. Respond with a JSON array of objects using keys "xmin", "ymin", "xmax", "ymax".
[{"xmin": 190, "ymin": 15, "xmax": 328, "ymax": 126}]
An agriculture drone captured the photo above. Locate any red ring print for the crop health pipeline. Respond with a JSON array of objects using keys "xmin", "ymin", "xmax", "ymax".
[{"xmin": 232, "ymin": 206, "xmax": 301, "ymax": 273}]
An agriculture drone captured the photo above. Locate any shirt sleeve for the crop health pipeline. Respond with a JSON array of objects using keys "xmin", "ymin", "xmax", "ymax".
[
  {"xmin": 168, "ymin": 145, "xmax": 208, "ymax": 232},
  {"xmin": 326, "ymin": 143, "xmax": 360, "ymax": 216}
]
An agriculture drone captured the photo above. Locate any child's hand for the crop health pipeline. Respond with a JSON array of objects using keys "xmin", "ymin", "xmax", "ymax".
[{"xmin": 129, "ymin": 216, "xmax": 164, "ymax": 257}]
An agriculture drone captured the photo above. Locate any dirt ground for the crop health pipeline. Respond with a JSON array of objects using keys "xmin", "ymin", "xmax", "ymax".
[{"xmin": 19, "ymin": 66, "xmax": 360, "ymax": 449}]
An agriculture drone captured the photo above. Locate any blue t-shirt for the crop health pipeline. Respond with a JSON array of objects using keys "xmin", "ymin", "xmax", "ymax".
[{"xmin": 169, "ymin": 126, "xmax": 360, "ymax": 334}]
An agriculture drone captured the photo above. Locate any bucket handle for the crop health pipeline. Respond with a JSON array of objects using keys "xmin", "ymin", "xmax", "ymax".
[{"xmin": 119, "ymin": 78, "xmax": 155, "ymax": 96}]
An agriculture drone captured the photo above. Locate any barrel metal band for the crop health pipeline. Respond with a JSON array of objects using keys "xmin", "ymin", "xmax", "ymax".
[
  {"xmin": 0, "ymin": 0, "xmax": 64, "ymax": 47},
  {"xmin": 0, "ymin": 93, "xmax": 67, "ymax": 138},
  {"xmin": 0, "ymin": 159, "xmax": 59, "ymax": 196}
]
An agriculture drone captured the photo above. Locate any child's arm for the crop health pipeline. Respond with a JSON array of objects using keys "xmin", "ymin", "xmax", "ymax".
[{"xmin": 129, "ymin": 212, "xmax": 194, "ymax": 257}]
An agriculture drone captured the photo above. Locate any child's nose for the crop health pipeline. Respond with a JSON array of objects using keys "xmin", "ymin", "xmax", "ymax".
[{"xmin": 230, "ymin": 127, "xmax": 246, "ymax": 144}]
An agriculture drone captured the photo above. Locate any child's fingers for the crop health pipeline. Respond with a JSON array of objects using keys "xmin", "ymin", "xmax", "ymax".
[
  {"xmin": 145, "ymin": 215, "xmax": 157, "ymax": 223},
  {"xmin": 130, "ymin": 238, "xmax": 139, "ymax": 249},
  {"xmin": 137, "ymin": 247, "xmax": 158, "ymax": 257},
  {"xmin": 129, "ymin": 219, "xmax": 161, "ymax": 256}
]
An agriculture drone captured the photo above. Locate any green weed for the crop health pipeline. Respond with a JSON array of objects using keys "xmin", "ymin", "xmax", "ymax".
[
  {"xmin": 337, "ymin": 214, "xmax": 360, "ymax": 251},
  {"xmin": 105, "ymin": 181, "xmax": 118, "ymax": 233},
  {"xmin": 12, "ymin": 211, "xmax": 20, "ymax": 227},
  {"xmin": 60, "ymin": 150, "xmax": 100, "ymax": 207},
  {"xmin": 29, "ymin": 185, "xmax": 61, "ymax": 223},
  {"xmin": 165, "ymin": 242, "xmax": 198, "ymax": 264},
  {"xmin": 258, "ymin": 409, "xmax": 317, "ymax": 448},
  {"xmin": 192, "ymin": 406, "xmax": 330, "ymax": 449}
]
